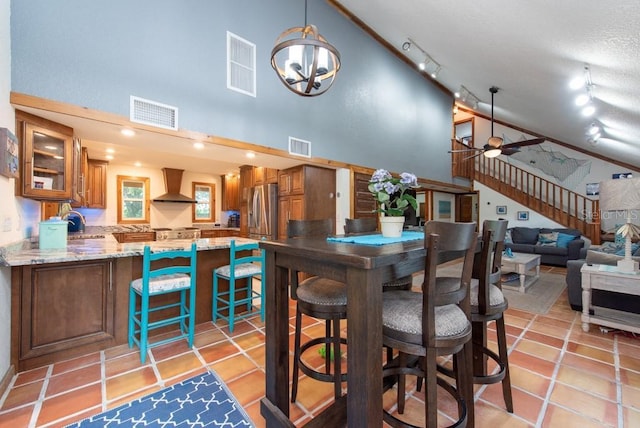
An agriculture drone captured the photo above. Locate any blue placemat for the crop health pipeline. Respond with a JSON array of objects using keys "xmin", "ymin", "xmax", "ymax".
[{"xmin": 327, "ymin": 231, "xmax": 424, "ymax": 246}]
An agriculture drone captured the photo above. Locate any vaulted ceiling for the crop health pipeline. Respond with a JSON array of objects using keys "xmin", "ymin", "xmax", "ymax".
[{"xmin": 335, "ymin": 0, "xmax": 640, "ymax": 169}]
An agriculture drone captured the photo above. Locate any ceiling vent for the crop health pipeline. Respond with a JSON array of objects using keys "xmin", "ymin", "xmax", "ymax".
[
  {"xmin": 289, "ymin": 137, "xmax": 311, "ymax": 158},
  {"xmin": 227, "ymin": 31, "xmax": 256, "ymax": 97},
  {"xmin": 130, "ymin": 96, "xmax": 178, "ymax": 130}
]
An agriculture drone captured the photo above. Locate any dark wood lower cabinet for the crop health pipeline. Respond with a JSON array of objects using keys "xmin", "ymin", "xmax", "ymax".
[
  {"xmin": 11, "ymin": 248, "xmax": 230, "ymax": 371},
  {"xmin": 12, "ymin": 259, "xmax": 119, "ymax": 371}
]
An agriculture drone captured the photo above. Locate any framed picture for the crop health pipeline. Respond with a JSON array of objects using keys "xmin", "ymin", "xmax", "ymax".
[
  {"xmin": 496, "ymin": 205, "xmax": 507, "ymax": 215},
  {"xmin": 586, "ymin": 183, "xmax": 599, "ymax": 196},
  {"xmin": 517, "ymin": 211, "xmax": 529, "ymax": 221},
  {"xmin": 438, "ymin": 200, "xmax": 451, "ymax": 219},
  {"xmin": 612, "ymin": 172, "xmax": 633, "ymax": 179}
]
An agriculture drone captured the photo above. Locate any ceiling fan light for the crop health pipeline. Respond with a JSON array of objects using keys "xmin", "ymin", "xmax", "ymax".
[
  {"xmin": 484, "ymin": 148, "xmax": 502, "ymax": 158},
  {"xmin": 487, "ymin": 136, "xmax": 503, "ymax": 148}
]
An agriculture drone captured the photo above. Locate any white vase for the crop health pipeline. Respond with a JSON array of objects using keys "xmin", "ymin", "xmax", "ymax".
[{"xmin": 380, "ymin": 216, "xmax": 405, "ymax": 238}]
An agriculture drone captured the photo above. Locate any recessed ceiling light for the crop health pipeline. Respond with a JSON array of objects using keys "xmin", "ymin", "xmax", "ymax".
[
  {"xmin": 246, "ymin": 152, "xmax": 256, "ymax": 159},
  {"xmin": 134, "ymin": 161, "xmax": 141, "ymax": 167},
  {"xmin": 121, "ymin": 128, "xmax": 135, "ymax": 137},
  {"xmin": 106, "ymin": 148, "xmax": 115, "ymax": 153},
  {"xmin": 105, "ymin": 155, "xmax": 114, "ymax": 160},
  {"xmin": 193, "ymin": 142, "xmax": 205, "ymax": 150}
]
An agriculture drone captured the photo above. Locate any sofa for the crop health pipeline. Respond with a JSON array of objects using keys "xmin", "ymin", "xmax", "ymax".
[
  {"xmin": 566, "ymin": 244, "xmax": 640, "ymax": 313},
  {"xmin": 504, "ymin": 227, "xmax": 586, "ymax": 266}
]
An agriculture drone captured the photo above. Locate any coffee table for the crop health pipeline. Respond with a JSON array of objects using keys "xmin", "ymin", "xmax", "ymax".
[{"xmin": 501, "ymin": 252, "xmax": 541, "ymax": 293}]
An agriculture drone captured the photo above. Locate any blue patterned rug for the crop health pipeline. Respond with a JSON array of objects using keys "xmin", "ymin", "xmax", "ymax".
[{"xmin": 66, "ymin": 370, "xmax": 254, "ymax": 427}]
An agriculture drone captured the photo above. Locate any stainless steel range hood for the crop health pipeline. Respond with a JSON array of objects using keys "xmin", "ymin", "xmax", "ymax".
[{"xmin": 152, "ymin": 168, "xmax": 197, "ymax": 203}]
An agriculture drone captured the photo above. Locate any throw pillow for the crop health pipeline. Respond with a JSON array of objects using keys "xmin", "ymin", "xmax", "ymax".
[
  {"xmin": 615, "ymin": 243, "xmax": 640, "ymax": 257},
  {"xmin": 556, "ymin": 232, "xmax": 577, "ymax": 248},
  {"xmin": 537, "ymin": 231, "xmax": 558, "ymax": 247},
  {"xmin": 614, "ymin": 223, "xmax": 625, "ymax": 245},
  {"xmin": 504, "ymin": 229, "xmax": 513, "ymax": 244}
]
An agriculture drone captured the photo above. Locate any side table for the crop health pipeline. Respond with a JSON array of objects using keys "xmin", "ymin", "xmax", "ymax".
[{"xmin": 581, "ymin": 264, "xmax": 640, "ymax": 333}]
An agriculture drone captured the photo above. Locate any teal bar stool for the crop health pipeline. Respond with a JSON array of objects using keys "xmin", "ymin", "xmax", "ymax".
[
  {"xmin": 128, "ymin": 243, "xmax": 197, "ymax": 363},
  {"xmin": 212, "ymin": 240, "xmax": 265, "ymax": 332}
]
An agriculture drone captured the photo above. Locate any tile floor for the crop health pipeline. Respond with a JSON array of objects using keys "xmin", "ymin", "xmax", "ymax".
[{"xmin": 1, "ymin": 266, "xmax": 639, "ymax": 427}]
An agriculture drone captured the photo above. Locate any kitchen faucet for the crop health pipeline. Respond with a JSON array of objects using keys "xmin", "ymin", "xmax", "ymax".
[{"xmin": 62, "ymin": 210, "xmax": 86, "ymax": 232}]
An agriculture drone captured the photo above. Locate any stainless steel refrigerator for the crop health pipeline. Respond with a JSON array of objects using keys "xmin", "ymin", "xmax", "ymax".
[{"xmin": 248, "ymin": 183, "xmax": 278, "ymax": 240}]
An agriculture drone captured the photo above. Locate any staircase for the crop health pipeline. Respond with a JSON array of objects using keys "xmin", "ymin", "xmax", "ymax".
[{"xmin": 451, "ymin": 140, "xmax": 601, "ymax": 244}]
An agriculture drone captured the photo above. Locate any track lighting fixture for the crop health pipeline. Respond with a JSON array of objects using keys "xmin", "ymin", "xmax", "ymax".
[
  {"xmin": 455, "ymin": 85, "xmax": 480, "ymax": 109},
  {"xmin": 401, "ymin": 38, "xmax": 441, "ymax": 79}
]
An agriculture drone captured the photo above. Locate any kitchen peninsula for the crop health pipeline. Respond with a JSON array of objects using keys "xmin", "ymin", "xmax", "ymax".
[{"xmin": 2, "ymin": 234, "xmax": 257, "ymax": 371}]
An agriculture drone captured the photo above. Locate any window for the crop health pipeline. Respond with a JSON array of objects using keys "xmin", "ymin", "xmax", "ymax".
[
  {"xmin": 117, "ymin": 175, "xmax": 150, "ymax": 224},
  {"xmin": 192, "ymin": 182, "xmax": 215, "ymax": 223}
]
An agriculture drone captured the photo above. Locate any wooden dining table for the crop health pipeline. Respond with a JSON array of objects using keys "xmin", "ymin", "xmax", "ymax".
[{"xmin": 259, "ymin": 236, "xmax": 427, "ymax": 427}]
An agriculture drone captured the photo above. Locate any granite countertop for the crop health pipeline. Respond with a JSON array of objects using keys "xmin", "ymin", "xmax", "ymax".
[{"xmin": 0, "ymin": 234, "xmax": 258, "ymax": 267}]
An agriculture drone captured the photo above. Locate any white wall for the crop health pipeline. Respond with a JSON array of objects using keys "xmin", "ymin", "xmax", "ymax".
[
  {"xmin": 87, "ymin": 164, "xmax": 222, "ymax": 228},
  {"xmin": 335, "ymin": 168, "xmax": 350, "ymax": 234},
  {"xmin": 475, "ymin": 181, "xmax": 564, "ymax": 229}
]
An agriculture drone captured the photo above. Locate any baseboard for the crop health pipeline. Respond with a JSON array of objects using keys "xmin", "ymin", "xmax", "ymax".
[{"xmin": 0, "ymin": 365, "xmax": 15, "ymax": 399}]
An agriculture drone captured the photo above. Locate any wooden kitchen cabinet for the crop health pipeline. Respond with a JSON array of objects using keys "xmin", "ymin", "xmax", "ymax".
[
  {"xmin": 112, "ymin": 231, "xmax": 156, "ymax": 243},
  {"xmin": 254, "ymin": 166, "xmax": 279, "ymax": 185},
  {"xmin": 12, "ymin": 260, "xmax": 116, "ymax": 370},
  {"xmin": 86, "ymin": 159, "xmax": 108, "ymax": 208},
  {"xmin": 277, "ymin": 164, "xmax": 336, "ymax": 239},
  {"xmin": 16, "ymin": 111, "xmax": 74, "ymax": 201},
  {"xmin": 221, "ymin": 174, "xmax": 240, "ymax": 211},
  {"xmin": 200, "ymin": 229, "xmax": 240, "ymax": 238},
  {"xmin": 239, "ymin": 165, "xmax": 254, "ymax": 201}
]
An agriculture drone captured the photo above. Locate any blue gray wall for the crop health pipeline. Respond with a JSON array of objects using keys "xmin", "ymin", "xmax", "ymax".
[{"xmin": 11, "ymin": 0, "xmax": 453, "ymax": 181}]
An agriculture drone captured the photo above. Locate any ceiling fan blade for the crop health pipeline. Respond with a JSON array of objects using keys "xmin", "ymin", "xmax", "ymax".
[
  {"xmin": 448, "ymin": 148, "xmax": 482, "ymax": 153},
  {"xmin": 462, "ymin": 151, "xmax": 485, "ymax": 161},
  {"xmin": 501, "ymin": 147, "xmax": 521, "ymax": 156},
  {"xmin": 503, "ymin": 138, "xmax": 545, "ymax": 149}
]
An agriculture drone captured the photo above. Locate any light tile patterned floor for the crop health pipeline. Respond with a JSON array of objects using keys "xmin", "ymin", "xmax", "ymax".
[{"xmin": 1, "ymin": 267, "xmax": 639, "ymax": 427}]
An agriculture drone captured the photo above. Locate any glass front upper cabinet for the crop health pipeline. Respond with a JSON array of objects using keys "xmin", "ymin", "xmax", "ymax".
[{"xmin": 17, "ymin": 111, "xmax": 74, "ymax": 200}]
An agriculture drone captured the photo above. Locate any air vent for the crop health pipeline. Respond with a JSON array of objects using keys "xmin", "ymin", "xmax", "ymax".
[
  {"xmin": 289, "ymin": 137, "xmax": 311, "ymax": 158},
  {"xmin": 227, "ymin": 31, "xmax": 256, "ymax": 97},
  {"xmin": 130, "ymin": 96, "xmax": 178, "ymax": 130}
]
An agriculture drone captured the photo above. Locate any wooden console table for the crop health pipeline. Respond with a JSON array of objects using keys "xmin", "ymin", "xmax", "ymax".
[{"xmin": 581, "ymin": 264, "xmax": 640, "ymax": 334}]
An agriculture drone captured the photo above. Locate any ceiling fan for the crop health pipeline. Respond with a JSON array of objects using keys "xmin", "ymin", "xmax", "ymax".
[{"xmin": 449, "ymin": 86, "xmax": 544, "ymax": 159}]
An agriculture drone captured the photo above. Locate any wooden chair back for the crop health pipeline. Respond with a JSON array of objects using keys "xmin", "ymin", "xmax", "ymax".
[
  {"xmin": 422, "ymin": 221, "xmax": 477, "ymax": 347},
  {"xmin": 473, "ymin": 219, "xmax": 508, "ymax": 314},
  {"xmin": 287, "ymin": 218, "xmax": 334, "ymax": 238},
  {"xmin": 344, "ymin": 217, "xmax": 377, "ymax": 235}
]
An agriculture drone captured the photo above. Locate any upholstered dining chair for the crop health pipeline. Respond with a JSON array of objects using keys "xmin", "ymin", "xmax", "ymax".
[
  {"xmin": 288, "ymin": 219, "xmax": 347, "ymax": 402},
  {"xmin": 381, "ymin": 221, "xmax": 477, "ymax": 428},
  {"xmin": 470, "ymin": 219, "xmax": 513, "ymax": 411},
  {"xmin": 212, "ymin": 239, "xmax": 265, "ymax": 333},
  {"xmin": 128, "ymin": 243, "xmax": 197, "ymax": 363}
]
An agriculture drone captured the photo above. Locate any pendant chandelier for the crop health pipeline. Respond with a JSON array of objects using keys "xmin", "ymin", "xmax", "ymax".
[{"xmin": 271, "ymin": 0, "xmax": 341, "ymax": 97}]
